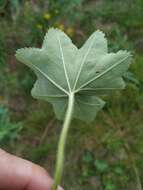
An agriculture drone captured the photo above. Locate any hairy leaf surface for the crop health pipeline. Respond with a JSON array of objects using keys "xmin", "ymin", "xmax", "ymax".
[{"xmin": 16, "ymin": 28, "xmax": 132, "ymax": 121}]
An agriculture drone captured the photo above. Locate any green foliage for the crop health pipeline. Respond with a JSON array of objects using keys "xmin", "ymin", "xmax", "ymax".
[
  {"xmin": 0, "ymin": 0, "xmax": 143, "ymax": 189},
  {"xmin": 95, "ymin": 159, "xmax": 108, "ymax": 173},
  {"xmin": 10, "ymin": 0, "xmax": 21, "ymax": 21},
  {"xmin": 0, "ymin": 0, "xmax": 21, "ymax": 21},
  {"xmin": 0, "ymin": 106, "xmax": 22, "ymax": 144},
  {"xmin": 0, "ymin": 32, "xmax": 7, "ymax": 95},
  {"xmin": 48, "ymin": 0, "xmax": 82, "ymax": 22},
  {"xmin": 79, "ymin": 150, "xmax": 132, "ymax": 190},
  {"xmin": 124, "ymin": 71, "xmax": 140, "ymax": 86},
  {"xmin": 0, "ymin": 0, "xmax": 7, "ymax": 11},
  {"xmin": 0, "ymin": 32, "xmax": 6, "ymax": 66},
  {"xmin": 20, "ymin": 0, "xmax": 80, "ymax": 45}
]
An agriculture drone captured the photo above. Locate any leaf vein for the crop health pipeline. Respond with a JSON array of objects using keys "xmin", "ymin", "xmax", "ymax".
[
  {"xmin": 73, "ymin": 34, "xmax": 96, "ymax": 90},
  {"xmin": 57, "ymin": 33, "xmax": 71, "ymax": 92},
  {"xmin": 31, "ymin": 63, "xmax": 69, "ymax": 95},
  {"xmin": 76, "ymin": 55, "xmax": 131, "ymax": 92}
]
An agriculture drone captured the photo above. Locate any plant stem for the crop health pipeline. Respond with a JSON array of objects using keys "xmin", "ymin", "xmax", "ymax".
[{"xmin": 52, "ymin": 92, "xmax": 74, "ymax": 190}]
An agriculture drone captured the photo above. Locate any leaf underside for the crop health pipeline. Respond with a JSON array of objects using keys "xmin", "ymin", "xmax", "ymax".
[{"xmin": 16, "ymin": 28, "xmax": 132, "ymax": 122}]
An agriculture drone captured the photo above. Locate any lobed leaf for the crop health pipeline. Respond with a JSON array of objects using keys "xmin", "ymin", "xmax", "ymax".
[{"xmin": 16, "ymin": 28, "xmax": 132, "ymax": 121}]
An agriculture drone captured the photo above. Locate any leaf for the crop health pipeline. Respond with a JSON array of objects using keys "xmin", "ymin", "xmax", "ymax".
[
  {"xmin": 16, "ymin": 28, "xmax": 132, "ymax": 121},
  {"xmin": 124, "ymin": 71, "xmax": 140, "ymax": 85},
  {"xmin": 82, "ymin": 150, "xmax": 94, "ymax": 163},
  {"xmin": 95, "ymin": 159, "xmax": 108, "ymax": 173}
]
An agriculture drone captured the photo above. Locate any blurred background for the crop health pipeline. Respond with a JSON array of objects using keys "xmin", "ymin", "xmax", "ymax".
[{"xmin": 0, "ymin": 0, "xmax": 143, "ymax": 189}]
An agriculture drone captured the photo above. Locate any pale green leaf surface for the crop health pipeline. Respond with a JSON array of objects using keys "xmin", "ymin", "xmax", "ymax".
[{"xmin": 16, "ymin": 28, "xmax": 132, "ymax": 121}]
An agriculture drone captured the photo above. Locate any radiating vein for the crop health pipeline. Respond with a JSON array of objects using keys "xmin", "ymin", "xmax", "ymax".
[
  {"xmin": 79, "ymin": 87, "xmax": 124, "ymax": 91},
  {"xmin": 76, "ymin": 55, "xmax": 131, "ymax": 92},
  {"xmin": 31, "ymin": 63, "xmax": 69, "ymax": 95},
  {"xmin": 77, "ymin": 99, "xmax": 102, "ymax": 106},
  {"xmin": 34, "ymin": 94, "xmax": 67, "ymax": 98},
  {"xmin": 57, "ymin": 33, "xmax": 71, "ymax": 92},
  {"xmin": 73, "ymin": 34, "xmax": 96, "ymax": 90}
]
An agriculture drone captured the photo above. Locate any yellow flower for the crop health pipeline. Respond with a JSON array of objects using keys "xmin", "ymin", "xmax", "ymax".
[
  {"xmin": 36, "ymin": 24, "xmax": 42, "ymax": 29},
  {"xmin": 66, "ymin": 27, "xmax": 74, "ymax": 36},
  {"xmin": 43, "ymin": 13, "xmax": 51, "ymax": 20},
  {"xmin": 58, "ymin": 24, "xmax": 65, "ymax": 31}
]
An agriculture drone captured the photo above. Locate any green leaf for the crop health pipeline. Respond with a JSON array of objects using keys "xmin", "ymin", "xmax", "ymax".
[
  {"xmin": 82, "ymin": 150, "xmax": 94, "ymax": 163},
  {"xmin": 105, "ymin": 181, "xmax": 117, "ymax": 190},
  {"xmin": 16, "ymin": 28, "xmax": 132, "ymax": 121},
  {"xmin": 95, "ymin": 159, "xmax": 108, "ymax": 173}
]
